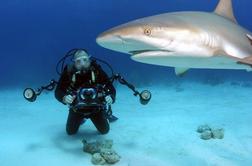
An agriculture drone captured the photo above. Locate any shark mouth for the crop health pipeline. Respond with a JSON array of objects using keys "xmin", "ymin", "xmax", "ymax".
[{"xmin": 129, "ymin": 49, "xmax": 173, "ymax": 56}]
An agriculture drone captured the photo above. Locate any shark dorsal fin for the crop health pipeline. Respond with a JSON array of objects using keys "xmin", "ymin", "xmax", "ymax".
[{"xmin": 214, "ymin": 0, "xmax": 237, "ymax": 23}]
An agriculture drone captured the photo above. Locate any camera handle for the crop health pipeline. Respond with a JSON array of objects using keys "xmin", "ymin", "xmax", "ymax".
[
  {"xmin": 36, "ymin": 79, "xmax": 58, "ymax": 95},
  {"xmin": 23, "ymin": 79, "xmax": 58, "ymax": 102},
  {"xmin": 110, "ymin": 74, "xmax": 151, "ymax": 105},
  {"xmin": 111, "ymin": 74, "xmax": 139, "ymax": 96}
]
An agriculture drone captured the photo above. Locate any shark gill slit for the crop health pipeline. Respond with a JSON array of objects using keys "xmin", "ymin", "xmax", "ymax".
[{"xmin": 200, "ymin": 32, "xmax": 218, "ymax": 50}]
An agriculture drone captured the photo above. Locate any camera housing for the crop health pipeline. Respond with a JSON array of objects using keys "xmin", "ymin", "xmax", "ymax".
[{"xmin": 71, "ymin": 86, "xmax": 107, "ymax": 115}]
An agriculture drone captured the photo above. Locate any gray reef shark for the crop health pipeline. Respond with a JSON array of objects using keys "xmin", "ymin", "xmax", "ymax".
[{"xmin": 96, "ymin": 0, "xmax": 252, "ymax": 76}]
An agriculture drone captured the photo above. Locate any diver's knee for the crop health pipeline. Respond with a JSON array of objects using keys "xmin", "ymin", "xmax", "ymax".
[
  {"xmin": 66, "ymin": 130, "xmax": 77, "ymax": 135},
  {"xmin": 66, "ymin": 126, "xmax": 78, "ymax": 135},
  {"xmin": 99, "ymin": 127, "xmax": 109, "ymax": 135}
]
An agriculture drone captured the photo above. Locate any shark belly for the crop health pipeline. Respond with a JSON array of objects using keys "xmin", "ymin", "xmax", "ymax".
[{"xmin": 131, "ymin": 53, "xmax": 250, "ymax": 70}]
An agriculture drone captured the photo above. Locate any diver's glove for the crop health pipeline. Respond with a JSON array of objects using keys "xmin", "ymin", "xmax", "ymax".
[
  {"xmin": 105, "ymin": 95, "xmax": 113, "ymax": 105},
  {"xmin": 63, "ymin": 94, "xmax": 76, "ymax": 105}
]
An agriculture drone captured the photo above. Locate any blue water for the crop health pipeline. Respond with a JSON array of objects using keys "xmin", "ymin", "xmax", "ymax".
[
  {"xmin": 0, "ymin": 0, "xmax": 252, "ymax": 89},
  {"xmin": 1, "ymin": 1, "xmax": 252, "ymax": 165}
]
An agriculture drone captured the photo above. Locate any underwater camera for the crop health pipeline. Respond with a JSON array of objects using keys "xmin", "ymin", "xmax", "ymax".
[
  {"xmin": 69, "ymin": 86, "xmax": 151, "ymax": 115},
  {"xmin": 23, "ymin": 48, "xmax": 151, "ymax": 107}
]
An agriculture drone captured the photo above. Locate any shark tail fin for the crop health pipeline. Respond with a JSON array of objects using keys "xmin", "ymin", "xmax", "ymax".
[{"xmin": 214, "ymin": 0, "xmax": 237, "ymax": 23}]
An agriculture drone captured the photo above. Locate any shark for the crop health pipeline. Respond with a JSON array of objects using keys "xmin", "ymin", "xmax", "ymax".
[{"xmin": 96, "ymin": 0, "xmax": 252, "ymax": 76}]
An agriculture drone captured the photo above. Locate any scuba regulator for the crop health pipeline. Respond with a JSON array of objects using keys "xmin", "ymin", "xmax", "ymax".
[{"xmin": 23, "ymin": 48, "xmax": 151, "ymax": 105}]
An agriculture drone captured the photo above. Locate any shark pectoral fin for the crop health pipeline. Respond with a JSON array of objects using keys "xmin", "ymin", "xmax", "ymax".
[
  {"xmin": 246, "ymin": 34, "xmax": 252, "ymax": 45},
  {"xmin": 175, "ymin": 67, "xmax": 189, "ymax": 77},
  {"xmin": 241, "ymin": 58, "xmax": 252, "ymax": 71},
  {"xmin": 237, "ymin": 56, "xmax": 252, "ymax": 67},
  {"xmin": 214, "ymin": 0, "xmax": 237, "ymax": 23},
  {"xmin": 214, "ymin": 50, "xmax": 252, "ymax": 70},
  {"xmin": 222, "ymin": 52, "xmax": 252, "ymax": 67},
  {"xmin": 220, "ymin": 50, "xmax": 252, "ymax": 67},
  {"xmin": 226, "ymin": 54, "xmax": 252, "ymax": 71}
]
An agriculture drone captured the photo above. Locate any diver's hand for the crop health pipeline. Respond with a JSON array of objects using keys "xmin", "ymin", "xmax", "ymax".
[
  {"xmin": 105, "ymin": 95, "xmax": 113, "ymax": 105},
  {"xmin": 63, "ymin": 94, "xmax": 76, "ymax": 105}
]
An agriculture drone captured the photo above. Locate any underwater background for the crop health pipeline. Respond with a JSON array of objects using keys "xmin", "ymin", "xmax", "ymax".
[
  {"xmin": 1, "ymin": 0, "xmax": 252, "ymax": 89},
  {"xmin": 1, "ymin": 0, "xmax": 252, "ymax": 166}
]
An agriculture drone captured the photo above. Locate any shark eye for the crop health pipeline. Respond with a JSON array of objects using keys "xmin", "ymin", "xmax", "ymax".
[{"xmin": 144, "ymin": 28, "xmax": 152, "ymax": 36}]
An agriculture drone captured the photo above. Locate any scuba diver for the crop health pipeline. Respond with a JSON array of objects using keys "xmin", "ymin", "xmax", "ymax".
[
  {"xmin": 23, "ymin": 48, "xmax": 151, "ymax": 136},
  {"xmin": 55, "ymin": 49, "xmax": 116, "ymax": 135}
]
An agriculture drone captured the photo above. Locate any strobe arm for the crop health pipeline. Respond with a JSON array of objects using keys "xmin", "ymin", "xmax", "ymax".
[
  {"xmin": 111, "ymin": 74, "xmax": 151, "ymax": 105},
  {"xmin": 23, "ymin": 79, "xmax": 58, "ymax": 102}
]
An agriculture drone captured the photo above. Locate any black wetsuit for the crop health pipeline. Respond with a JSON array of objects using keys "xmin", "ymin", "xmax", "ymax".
[{"xmin": 55, "ymin": 60, "xmax": 116, "ymax": 135}]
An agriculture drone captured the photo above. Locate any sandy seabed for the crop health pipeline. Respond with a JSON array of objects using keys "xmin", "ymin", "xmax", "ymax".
[{"xmin": 0, "ymin": 81, "xmax": 252, "ymax": 166}]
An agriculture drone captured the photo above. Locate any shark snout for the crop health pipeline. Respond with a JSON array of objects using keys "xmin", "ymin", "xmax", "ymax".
[
  {"xmin": 96, "ymin": 31, "xmax": 123, "ymax": 48},
  {"xmin": 96, "ymin": 28, "xmax": 136, "ymax": 54},
  {"xmin": 97, "ymin": 22, "xmax": 164, "ymax": 56},
  {"xmin": 96, "ymin": 23, "xmax": 145, "ymax": 54}
]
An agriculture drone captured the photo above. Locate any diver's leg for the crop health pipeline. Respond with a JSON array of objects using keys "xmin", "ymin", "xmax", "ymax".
[
  {"xmin": 105, "ymin": 106, "xmax": 118, "ymax": 122},
  {"xmin": 106, "ymin": 114, "xmax": 118, "ymax": 123},
  {"xmin": 66, "ymin": 110, "xmax": 84, "ymax": 135},
  {"xmin": 90, "ymin": 111, "xmax": 110, "ymax": 134}
]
